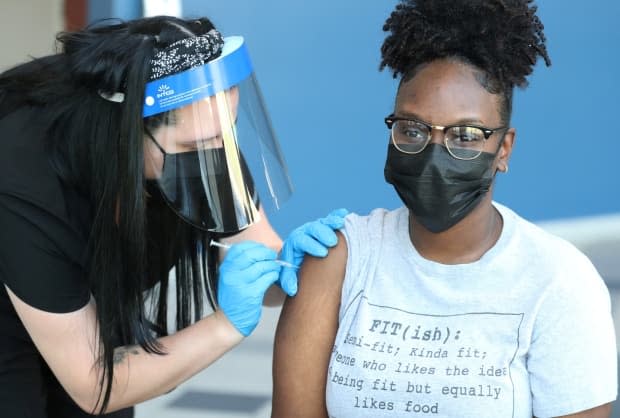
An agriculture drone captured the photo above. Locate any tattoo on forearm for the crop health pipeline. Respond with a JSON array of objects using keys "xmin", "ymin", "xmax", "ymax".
[{"xmin": 113, "ymin": 346, "xmax": 141, "ymax": 365}]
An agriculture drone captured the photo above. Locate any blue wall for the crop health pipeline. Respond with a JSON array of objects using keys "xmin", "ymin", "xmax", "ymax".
[
  {"xmin": 91, "ymin": 0, "xmax": 620, "ymax": 235},
  {"xmin": 88, "ymin": 0, "xmax": 141, "ymax": 23}
]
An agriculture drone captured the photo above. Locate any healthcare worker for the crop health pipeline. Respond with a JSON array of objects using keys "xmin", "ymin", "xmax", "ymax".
[{"xmin": 0, "ymin": 16, "xmax": 344, "ymax": 417}]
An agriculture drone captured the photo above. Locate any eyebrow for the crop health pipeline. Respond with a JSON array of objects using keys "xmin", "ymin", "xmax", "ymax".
[
  {"xmin": 176, "ymin": 135, "xmax": 222, "ymax": 147},
  {"xmin": 394, "ymin": 111, "xmax": 486, "ymax": 127}
]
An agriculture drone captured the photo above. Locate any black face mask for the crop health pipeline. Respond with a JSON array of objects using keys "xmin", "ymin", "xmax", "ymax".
[
  {"xmin": 150, "ymin": 148, "xmax": 257, "ymax": 233},
  {"xmin": 384, "ymin": 143, "xmax": 497, "ymax": 233}
]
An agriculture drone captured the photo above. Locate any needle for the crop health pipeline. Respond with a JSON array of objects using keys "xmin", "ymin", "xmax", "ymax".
[
  {"xmin": 209, "ymin": 240, "xmax": 299, "ymax": 270},
  {"xmin": 209, "ymin": 240, "xmax": 233, "ymax": 250}
]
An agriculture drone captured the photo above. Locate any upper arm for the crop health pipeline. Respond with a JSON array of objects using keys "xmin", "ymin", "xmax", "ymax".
[
  {"xmin": 6, "ymin": 286, "xmax": 101, "ymax": 410},
  {"xmin": 0, "ymin": 195, "xmax": 102, "ymax": 410},
  {"xmin": 220, "ymin": 206, "xmax": 282, "ymax": 252},
  {"xmin": 271, "ymin": 231, "xmax": 347, "ymax": 418}
]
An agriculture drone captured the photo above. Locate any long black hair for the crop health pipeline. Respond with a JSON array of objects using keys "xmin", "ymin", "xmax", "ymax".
[
  {"xmin": 0, "ymin": 16, "xmax": 224, "ymax": 413},
  {"xmin": 380, "ymin": 0, "xmax": 552, "ymax": 124}
]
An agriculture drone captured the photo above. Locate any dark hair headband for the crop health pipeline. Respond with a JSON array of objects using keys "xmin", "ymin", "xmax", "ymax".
[
  {"xmin": 98, "ymin": 29, "xmax": 224, "ymax": 103},
  {"xmin": 148, "ymin": 29, "xmax": 224, "ymax": 80}
]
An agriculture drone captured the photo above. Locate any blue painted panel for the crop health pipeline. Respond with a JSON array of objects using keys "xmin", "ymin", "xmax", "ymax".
[{"xmin": 88, "ymin": 0, "xmax": 142, "ymax": 22}]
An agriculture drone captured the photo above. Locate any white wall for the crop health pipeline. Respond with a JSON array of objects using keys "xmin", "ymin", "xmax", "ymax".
[{"xmin": 0, "ymin": 0, "xmax": 64, "ymax": 71}]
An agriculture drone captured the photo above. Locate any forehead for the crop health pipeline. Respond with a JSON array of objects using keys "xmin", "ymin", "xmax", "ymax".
[
  {"xmin": 149, "ymin": 102, "xmax": 225, "ymax": 149},
  {"xmin": 157, "ymin": 86, "xmax": 240, "ymax": 123},
  {"xmin": 395, "ymin": 59, "xmax": 502, "ymax": 126}
]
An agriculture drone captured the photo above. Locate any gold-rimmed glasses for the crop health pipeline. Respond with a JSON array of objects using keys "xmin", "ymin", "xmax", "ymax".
[{"xmin": 384, "ymin": 114, "xmax": 508, "ymax": 160}]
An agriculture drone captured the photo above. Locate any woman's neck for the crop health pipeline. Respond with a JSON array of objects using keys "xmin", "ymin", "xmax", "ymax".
[{"xmin": 408, "ymin": 196, "xmax": 503, "ymax": 265}]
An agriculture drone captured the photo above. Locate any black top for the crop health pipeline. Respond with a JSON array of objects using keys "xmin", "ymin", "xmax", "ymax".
[{"xmin": 0, "ymin": 104, "xmax": 133, "ymax": 418}]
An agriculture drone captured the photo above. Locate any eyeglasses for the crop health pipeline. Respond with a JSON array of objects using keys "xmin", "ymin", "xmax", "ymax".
[{"xmin": 384, "ymin": 114, "xmax": 508, "ymax": 160}]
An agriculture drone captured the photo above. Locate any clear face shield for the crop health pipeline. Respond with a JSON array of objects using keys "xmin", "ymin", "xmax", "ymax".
[{"xmin": 143, "ymin": 36, "xmax": 293, "ymax": 233}]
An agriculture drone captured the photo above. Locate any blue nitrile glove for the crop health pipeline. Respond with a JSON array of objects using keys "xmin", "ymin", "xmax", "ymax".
[
  {"xmin": 217, "ymin": 241, "xmax": 282, "ymax": 337},
  {"xmin": 278, "ymin": 208, "xmax": 349, "ymax": 296}
]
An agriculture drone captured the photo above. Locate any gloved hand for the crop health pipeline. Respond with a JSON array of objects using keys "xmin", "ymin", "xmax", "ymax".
[
  {"xmin": 217, "ymin": 241, "xmax": 282, "ymax": 337},
  {"xmin": 278, "ymin": 208, "xmax": 349, "ymax": 296}
]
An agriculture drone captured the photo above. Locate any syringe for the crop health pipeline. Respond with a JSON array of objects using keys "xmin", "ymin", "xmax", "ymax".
[{"xmin": 209, "ymin": 240, "xmax": 299, "ymax": 270}]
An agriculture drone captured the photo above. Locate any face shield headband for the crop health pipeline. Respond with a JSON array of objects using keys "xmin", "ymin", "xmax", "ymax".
[{"xmin": 143, "ymin": 36, "xmax": 293, "ymax": 233}]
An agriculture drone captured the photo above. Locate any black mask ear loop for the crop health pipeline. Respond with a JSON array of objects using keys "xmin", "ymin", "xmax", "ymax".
[
  {"xmin": 144, "ymin": 128, "xmax": 167, "ymax": 155},
  {"xmin": 143, "ymin": 128, "xmax": 168, "ymax": 200}
]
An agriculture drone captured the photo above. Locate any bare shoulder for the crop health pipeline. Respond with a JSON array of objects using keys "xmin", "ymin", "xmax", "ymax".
[
  {"xmin": 275, "ymin": 229, "xmax": 348, "ymax": 339},
  {"xmin": 289, "ymin": 229, "xmax": 348, "ymax": 309}
]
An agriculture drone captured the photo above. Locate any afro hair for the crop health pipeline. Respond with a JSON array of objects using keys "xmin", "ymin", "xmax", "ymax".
[{"xmin": 380, "ymin": 0, "xmax": 551, "ymax": 91}]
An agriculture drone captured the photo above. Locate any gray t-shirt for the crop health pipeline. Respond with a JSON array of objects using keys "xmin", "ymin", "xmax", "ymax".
[{"xmin": 326, "ymin": 204, "xmax": 617, "ymax": 418}]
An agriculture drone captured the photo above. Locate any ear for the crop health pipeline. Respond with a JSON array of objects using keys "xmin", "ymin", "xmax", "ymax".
[{"xmin": 497, "ymin": 128, "xmax": 515, "ymax": 173}]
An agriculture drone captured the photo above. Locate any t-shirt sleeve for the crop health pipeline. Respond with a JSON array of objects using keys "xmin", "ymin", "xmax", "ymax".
[
  {"xmin": 340, "ymin": 212, "xmax": 368, "ymax": 318},
  {"xmin": 340, "ymin": 209, "xmax": 393, "ymax": 320},
  {"xmin": 528, "ymin": 252, "xmax": 617, "ymax": 417},
  {"xmin": 0, "ymin": 193, "xmax": 90, "ymax": 313}
]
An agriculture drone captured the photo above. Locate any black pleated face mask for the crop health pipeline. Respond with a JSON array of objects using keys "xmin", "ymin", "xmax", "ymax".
[
  {"xmin": 384, "ymin": 143, "xmax": 497, "ymax": 233},
  {"xmin": 148, "ymin": 148, "xmax": 257, "ymax": 233}
]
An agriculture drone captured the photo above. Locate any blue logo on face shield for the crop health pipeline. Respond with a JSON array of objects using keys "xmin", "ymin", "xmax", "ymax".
[
  {"xmin": 157, "ymin": 84, "xmax": 175, "ymax": 98},
  {"xmin": 143, "ymin": 36, "xmax": 253, "ymax": 118}
]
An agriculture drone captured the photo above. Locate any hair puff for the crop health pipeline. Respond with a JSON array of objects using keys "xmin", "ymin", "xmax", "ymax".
[{"xmin": 380, "ymin": 0, "xmax": 551, "ymax": 90}]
